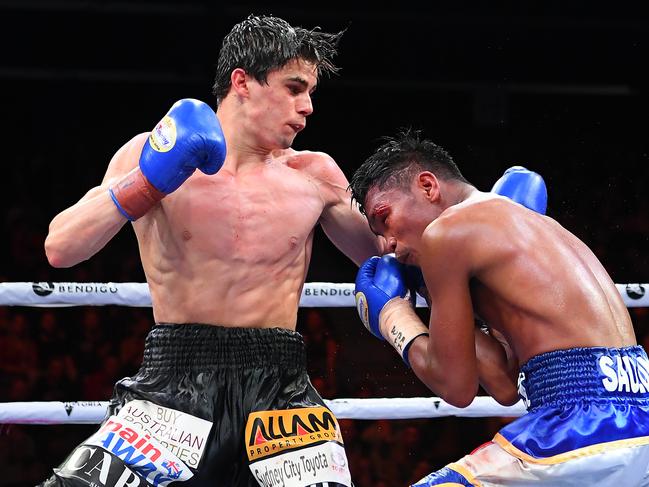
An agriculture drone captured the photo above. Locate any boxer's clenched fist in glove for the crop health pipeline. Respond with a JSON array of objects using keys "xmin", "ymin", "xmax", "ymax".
[
  {"xmin": 109, "ymin": 98, "xmax": 226, "ymax": 220},
  {"xmin": 355, "ymin": 254, "xmax": 429, "ymax": 367}
]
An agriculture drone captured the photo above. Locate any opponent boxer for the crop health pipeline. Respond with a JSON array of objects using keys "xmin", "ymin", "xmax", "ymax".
[
  {"xmin": 350, "ymin": 129, "xmax": 649, "ymax": 485},
  {"xmin": 41, "ymin": 15, "xmax": 383, "ymax": 486}
]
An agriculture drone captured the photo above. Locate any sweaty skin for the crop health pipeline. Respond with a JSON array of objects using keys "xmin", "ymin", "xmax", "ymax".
[
  {"xmin": 45, "ymin": 59, "xmax": 380, "ymax": 329},
  {"xmin": 365, "ymin": 176, "xmax": 635, "ymax": 407}
]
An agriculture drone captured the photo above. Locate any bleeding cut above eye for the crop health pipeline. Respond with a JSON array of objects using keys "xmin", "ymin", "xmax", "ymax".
[{"xmin": 374, "ymin": 205, "xmax": 389, "ymax": 224}]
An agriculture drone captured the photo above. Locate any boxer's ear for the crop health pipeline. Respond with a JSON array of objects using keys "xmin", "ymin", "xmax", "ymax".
[
  {"xmin": 416, "ymin": 172, "xmax": 441, "ymax": 203},
  {"xmin": 231, "ymin": 68, "xmax": 250, "ymax": 98}
]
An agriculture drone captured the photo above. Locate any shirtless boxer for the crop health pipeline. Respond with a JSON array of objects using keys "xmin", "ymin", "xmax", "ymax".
[
  {"xmin": 350, "ymin": 129, "xmax": 649, "ymax": 486},
  {"xmin": 40, "ymin": 14, "xmax": 383, "ymax": 487}
]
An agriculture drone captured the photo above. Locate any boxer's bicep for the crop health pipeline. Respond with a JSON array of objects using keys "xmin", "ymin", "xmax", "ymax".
[
  {"xmin": 45, "ymin": 133, "xmax": 148, "ymax": 268},
  {"xmin": 100, "ymin": 133, "xmax": 149, "ymax": 187},
  {"xmin": 313, "ymin": 153, "xmax": 384, "ymax": 263}
]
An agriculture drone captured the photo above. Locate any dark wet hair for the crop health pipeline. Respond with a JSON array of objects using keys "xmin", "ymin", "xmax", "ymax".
[
  {"xmin": 350, "ymin": 128, "xmax": 469, "ymax": 215},
  {"xmin": 212, "ymin": 14, "xmax": 344, "ymax": 103}
]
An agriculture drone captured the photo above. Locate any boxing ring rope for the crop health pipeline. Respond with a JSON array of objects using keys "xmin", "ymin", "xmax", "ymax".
[
  {"xmin": 2, "ymin": 281, "xmax": 649, "ymax": 308},
  {"xmin": 0, "ymin": 397, "xmax": 528, "ymax": 425},
  {"xmin": 1, "ymin": 281, "xmax": 647, "ymax": 424}
]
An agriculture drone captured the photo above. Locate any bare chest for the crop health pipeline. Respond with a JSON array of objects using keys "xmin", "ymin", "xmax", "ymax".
[{"xmin": 149, "ymin": 169, "xmax": 325, "ymax": 260}]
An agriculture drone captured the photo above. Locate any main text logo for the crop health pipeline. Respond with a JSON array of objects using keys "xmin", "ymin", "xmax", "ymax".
[{"xmin": 245, "ymin": 407, "xmax": 342, "ymax": 461}]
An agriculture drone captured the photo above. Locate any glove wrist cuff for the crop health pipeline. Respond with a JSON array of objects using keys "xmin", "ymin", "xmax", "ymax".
[
  {"xmin": 380, "ymin": 298, "xmax": 429, "ymax": 366},
  {"xmin": 109, "ymin": 167, "xmax": 166, "ymax": 221}
]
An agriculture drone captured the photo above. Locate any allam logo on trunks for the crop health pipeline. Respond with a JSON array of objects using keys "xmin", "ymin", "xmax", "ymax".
[
  {"xmin": 246, "ymin": 407, "xmax": 343, "ymax": 461},
  {"xmin": 83, "ymin": 416, "xmax": 194, "ymax": 486},
  {"xmin": 599, "ymin": 353, "xmax": 649, "ymax": 393}
]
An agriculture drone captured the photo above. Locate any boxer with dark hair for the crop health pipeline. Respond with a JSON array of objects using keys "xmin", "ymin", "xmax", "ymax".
[
  {"xmin": 42, "ymin": 14, "xmax": 378, "ymax": 486},
  {"xmin": 351, "ymin": 129, "xmax": 649, "ymax": 486}
]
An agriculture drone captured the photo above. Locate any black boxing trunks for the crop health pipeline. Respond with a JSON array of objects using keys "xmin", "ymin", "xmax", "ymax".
[{"xmin": 39, "ymin": 324, "xmax": 353, "ymax": 486}]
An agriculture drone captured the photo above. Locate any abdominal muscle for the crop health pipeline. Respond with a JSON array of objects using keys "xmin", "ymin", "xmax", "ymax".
[
  {"xmin": 132, "ymin": 168, "xmax": 323, "ymax": 330},
  {"xmin": 145, "ymin": 256, "xmax": 309, "ymax": 329}
]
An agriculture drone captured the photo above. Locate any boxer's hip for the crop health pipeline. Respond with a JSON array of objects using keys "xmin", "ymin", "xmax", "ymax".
[
  {"xmin": 111, "ymin": 323, "xmax": 311, "ymax": 418},
  {"xmin": 414, "ymin": 346, "xmax": 649, "ymax": 487},
  {"xmin": 501, "ymin": 345, "xmax": 649, "ymax": 459},
  {"xmin": 141, "ymin": 323, "xmax": 307, "ymax": 369},
  {"xmin": 102, "ymin": 323, "xmax": 341, "ymax": 485}
]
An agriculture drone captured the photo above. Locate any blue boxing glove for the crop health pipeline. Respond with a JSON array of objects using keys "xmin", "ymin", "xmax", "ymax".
[
  {"xmin": 355, "ymin": 255, "xmax": 429, "ymax": 366},
  {"xmin": 491, "ymin": 166, "xmax": 547, "ymax": 215},
  {"xmin": 355, "ymin": 255, "xmax": 409, "ymax": 338},
  {"xmin": 140, "ymin": 99, "xmax": 226, "ymax": 193},
  {"xmin": 109, "ymin": 98, "xmax": 226, "ymax": 220}
]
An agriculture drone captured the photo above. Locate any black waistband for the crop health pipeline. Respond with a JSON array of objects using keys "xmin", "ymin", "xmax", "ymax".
[{"xmin": 141, "ymin": 324, "xmax": 307, "ymax": 370}]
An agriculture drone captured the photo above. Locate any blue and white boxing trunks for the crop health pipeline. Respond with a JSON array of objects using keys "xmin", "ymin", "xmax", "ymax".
[{"xmin": 412, "ymin": 346, "xmax": 649, "ymax": 486}]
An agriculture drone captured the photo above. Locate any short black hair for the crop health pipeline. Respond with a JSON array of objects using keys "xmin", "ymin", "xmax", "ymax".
[
  {"xmin": 212, "ymin": 14, "xmax": 344, "ymax": 103},
  {"xmin": 350, "ymin": 128, "xmax": 469, "ymax": 215}
]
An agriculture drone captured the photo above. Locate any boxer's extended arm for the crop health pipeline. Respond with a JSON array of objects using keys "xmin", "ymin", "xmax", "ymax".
[
  {"xmin": 46, "ymin": 99, "xmax": 226, "ymax": 268},
  {"xmin": 44, "ymin": 133, "xmax": 147, "ymax": 268},
  {"xmin": 310, "ymin": 154, "xmax": 386, "ymax": 264}
]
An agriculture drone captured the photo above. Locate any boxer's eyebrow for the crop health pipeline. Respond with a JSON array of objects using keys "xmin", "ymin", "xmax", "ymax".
[
  {"xmin": 286, "ymin": 76, "xmax": 317, "ymax": 94},
  {"xmin": 367, "ymin": 205, "xmax": 389, "ymax": 235}
]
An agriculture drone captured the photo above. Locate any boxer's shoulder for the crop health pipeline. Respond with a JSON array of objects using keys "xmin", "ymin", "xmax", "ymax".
[
  {"xmin": 101, "ymin": 133, "xmax": 149, "ymax": 186},
  {"xmin": 270, "ymin": 149, "xmax": 348, "ymax": 194},
  {"xmin": 277, "ymin": 148, "xmax": 337, "ymax": 172}
]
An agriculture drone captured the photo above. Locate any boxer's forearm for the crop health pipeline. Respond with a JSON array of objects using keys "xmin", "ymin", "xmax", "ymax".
[
  {"xmin": 381, "ymin": 299, "xmax": 482, "ymax": 408},
  {"xmin": 45, "ymin": 185, "xmax": 129, "ymax": 268},
  {"xmin": 407, "ymin": 333, "xmax": 457, "ymax": 401},
  {"xmin": 381, "ymin": 300, "xmax": 462, "ymax": 403},
  {"xmin": 474, "ymin": 328, "xmax": 519, "ymax": 405},
  {"xmin": 378, "ymin": 298, "xmax": 429, "ymax": 364}
]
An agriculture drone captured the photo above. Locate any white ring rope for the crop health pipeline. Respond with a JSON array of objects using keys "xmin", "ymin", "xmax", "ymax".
[
  {"xmin": 1, "ymin": 282, "xmax": 648, "ymax": 308},
  {"xmin": 0, "ymin": 280, "xmax": 645, "ymax": 424},
  {"xmin": 0, "ymin": 397, "xmax": 527, "ymax": 425}
]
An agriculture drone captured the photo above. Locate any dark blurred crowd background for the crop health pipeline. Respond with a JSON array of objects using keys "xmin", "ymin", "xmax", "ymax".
[{"xmin": 1, "ymin": 2, "xmax": 648, "ymax": 486}]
